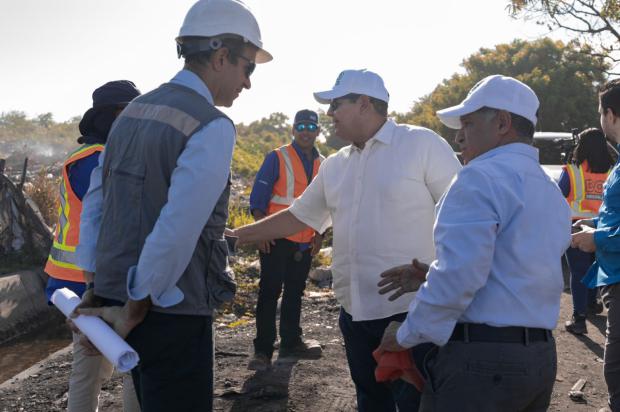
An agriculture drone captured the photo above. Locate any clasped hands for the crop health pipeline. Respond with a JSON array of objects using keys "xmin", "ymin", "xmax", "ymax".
[{"xmin": 571, "ymin": 219, "xmax": 596, "ymax": 253}]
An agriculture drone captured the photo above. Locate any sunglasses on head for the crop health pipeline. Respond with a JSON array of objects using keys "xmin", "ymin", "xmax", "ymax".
[{"xmin": 294, "ymin": 123, "xmax": 318, "ymax": 132}]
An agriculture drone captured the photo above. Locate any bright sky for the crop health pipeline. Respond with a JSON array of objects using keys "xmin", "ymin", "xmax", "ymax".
[{"xmin": 0, "ymin": 0, "xmax": 561, "ymax": 125}]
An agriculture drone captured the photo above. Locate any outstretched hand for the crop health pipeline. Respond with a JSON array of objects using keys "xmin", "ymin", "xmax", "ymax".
[{"xmin": 377, "ymin": 259, "xmax": 429, "ymax": 301}]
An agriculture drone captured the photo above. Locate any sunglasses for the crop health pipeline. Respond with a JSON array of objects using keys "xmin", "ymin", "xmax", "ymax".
[
  {"xmin": 328, "ymin": 93, "xmax": 361, "ymax": 112},
  {"xmin": 294, "ymin": 123, "xmax": 318, "ymax": 132},
  {"xmin": 226, "ymin": 47, "xmax": 256, "ymax": 78}
]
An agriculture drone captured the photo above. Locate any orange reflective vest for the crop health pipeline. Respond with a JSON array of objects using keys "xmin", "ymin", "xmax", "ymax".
[
  {"xmin": 44, "ymin": 144, "xmax": 104, "ymax": 282},
  {"xmin": 267, "ymin": 144, "xmax": 323, "ymax": 243},
  {"xmin": 564, "ymin": 160, "xmax": 609, "ymax": 220}
]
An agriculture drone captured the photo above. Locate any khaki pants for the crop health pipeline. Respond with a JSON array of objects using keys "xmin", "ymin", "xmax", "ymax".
[{"xmin": 67, "ymin": 333, "xmax": 141, "ymax": 412}]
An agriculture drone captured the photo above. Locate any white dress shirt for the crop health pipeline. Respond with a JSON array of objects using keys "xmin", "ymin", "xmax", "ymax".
[
  {"xmin": 76, "ymin": 69, "xmax": 235, "ymax": 307},
  {"xmin": 289, "ymin": 119, "xmax": 461, "ymax": 321},
  {"xmin": 397, "ymin": 143, "xmax": 572, "ymax": 348}
]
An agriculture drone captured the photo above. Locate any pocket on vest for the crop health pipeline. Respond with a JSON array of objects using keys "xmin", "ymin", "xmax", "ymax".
[
  {"xmin": 206, "ymin": 239, "xmax": 236, "ymax": 309},
  {"xmin": 102, "ymin": 167, "xmax": 145, "ymax": 263}
]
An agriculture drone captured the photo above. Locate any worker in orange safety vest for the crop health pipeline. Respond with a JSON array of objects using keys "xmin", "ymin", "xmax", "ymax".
[{"xmin": 247, "ymin": 109, "xmax": 325, "ymax": 370}]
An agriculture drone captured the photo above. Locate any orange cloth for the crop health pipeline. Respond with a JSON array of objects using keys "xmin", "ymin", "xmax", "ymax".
[{"xmin": 372, "ymin": 348, "xmax": 425, "ymax": 392}]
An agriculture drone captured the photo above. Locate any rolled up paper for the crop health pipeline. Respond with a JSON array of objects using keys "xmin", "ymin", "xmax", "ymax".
[{"xmin": 51, "ymin": 287, "xmax": 139, "ymax": 372}]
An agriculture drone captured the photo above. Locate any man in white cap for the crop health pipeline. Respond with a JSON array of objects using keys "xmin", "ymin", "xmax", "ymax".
[
  {"xmin": 377, "ymin": 75, "xmax": 571, "ymax": 411},
  {"xmin": 233, "ymin": 69, "xmax": 461, "ymax": 411},
  {"xmin": 72, "ymin": 1, "xmax": 271, "ymax": 411}
]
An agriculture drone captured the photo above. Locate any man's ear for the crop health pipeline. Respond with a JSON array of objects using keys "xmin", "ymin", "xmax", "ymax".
[
  {"xmin": 210, "ymin": 47, "xmax": 230, "ymax": 72},
  {"xmin": 358, "ymin": 95, "xmax": 371, "ymax": 114},
  {"xmin": 497, "ymin": 110, "xmax": 512, "ymax": 135}
]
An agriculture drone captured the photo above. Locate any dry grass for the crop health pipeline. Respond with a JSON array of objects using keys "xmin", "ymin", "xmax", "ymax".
[
  {"xmin": 228, "ymin": 201, "xmax": 254, "ymax": 229},
  {"xmin": 25, "ymin": 168, "xmax": 60, "ymax": 227}
]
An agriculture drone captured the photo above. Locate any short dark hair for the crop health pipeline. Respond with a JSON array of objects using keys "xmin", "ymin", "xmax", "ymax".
[
  {"xmin": 600, "ymin": 79, "xmax": 620, "ymax": 116},
  {"xmin": 573, "ymin": 127, "xmax": 615, "ymax": 173},
  {"xmin": 181, "ymin": 34, "xmax": 250, "ymax": 67}
]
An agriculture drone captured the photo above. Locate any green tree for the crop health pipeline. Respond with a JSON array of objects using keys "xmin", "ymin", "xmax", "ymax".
[
  {"xmin": 395, "ymin": 38, "xmax": 609, "ymax": 147},
  {"xmin": 508, "ymin": 0, "xmax": 620, "ymax": 70}
]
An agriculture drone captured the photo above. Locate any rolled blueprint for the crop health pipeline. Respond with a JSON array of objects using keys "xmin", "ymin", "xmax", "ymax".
[{"xmin": 51, "ymin": 287, "xmax": 139, "ymax": 372}]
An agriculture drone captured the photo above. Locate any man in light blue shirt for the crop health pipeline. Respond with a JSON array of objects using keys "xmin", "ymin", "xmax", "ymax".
[
  {"xmin": 378, "ymin": 75, "xmax": 571, "ymax": 411},
  {"xmin": 72, "ymin": 1, "xmax": 272, "ymax": 411},
  {"xmin": 573, "ymin": 79, "xmax": 620, "ymax": 412}
]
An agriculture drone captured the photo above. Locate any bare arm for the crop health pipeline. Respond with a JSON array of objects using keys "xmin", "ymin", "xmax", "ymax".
[{"xmin": 234, "ymin": 209, "xmax": 307, "ymax": 245}]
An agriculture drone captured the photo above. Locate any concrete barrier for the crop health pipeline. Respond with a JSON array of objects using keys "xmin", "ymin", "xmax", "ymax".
[{"xmin": 0, "ymin": 269, "xmax": 56, "ymax": 344}]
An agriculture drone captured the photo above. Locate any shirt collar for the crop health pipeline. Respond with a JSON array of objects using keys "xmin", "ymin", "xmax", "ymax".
[
  {"xmin": 291, "ymin": 139, "xmax": 319, "ymax": 160},
  {"xmin": 169, "ymin": 69, "xmax": 214, "ymax": 105},
  {"xmin": 350, "ymin": 118, "xmax": 394, "ymax": 153},
  {"xmin": 470, "ymin": 142, "xmax": 539, "ymax": 164}
]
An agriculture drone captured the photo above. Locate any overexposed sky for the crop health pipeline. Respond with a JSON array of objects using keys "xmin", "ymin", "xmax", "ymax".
[{"xmin": 0, "ymin": 0, "xmax": 561, "ymax": 124}]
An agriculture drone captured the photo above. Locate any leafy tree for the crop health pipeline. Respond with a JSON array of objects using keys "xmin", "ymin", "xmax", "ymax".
[
  {"xmin": 509, "ymin": 0, "xmax": 620, "ymax": 70},
  {"xmin": 395, "ymin": 38, "xmax": 609, "ymax": 147}
]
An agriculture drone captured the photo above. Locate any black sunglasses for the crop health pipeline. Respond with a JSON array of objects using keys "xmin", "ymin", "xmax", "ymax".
[
  {"xmin": 231, "ymin": 51, "xmax": 256, "ymax": 78},
  {"xmin": 294, "ymin": 123, "xmax": 318, "ymax": 132},
  {"xmin": 328, "ymin": 93, "xmax": 361, "ymax": 112}
]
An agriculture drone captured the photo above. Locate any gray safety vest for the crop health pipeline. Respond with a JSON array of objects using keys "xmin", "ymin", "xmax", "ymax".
[{"xmin": 94, "ymin": 81, "xmax": 235, "ymax": 316}]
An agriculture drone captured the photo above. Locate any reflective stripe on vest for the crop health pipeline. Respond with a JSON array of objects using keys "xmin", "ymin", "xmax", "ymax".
[
  {"xmin": 44, "ymin": 144, "xmax": 104, "ymax": 282},
  {"xmin": 565, "ymin": 161, "xmax": 608, "ymax": 220},
  {"xmin": 267, "ymin": 144, "xmax": 323, "ymax": 243}
]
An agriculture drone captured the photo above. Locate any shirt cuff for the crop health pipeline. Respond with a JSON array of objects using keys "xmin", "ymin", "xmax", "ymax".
[
  {"xmin": 75, "ymin": 244, "xmax": 96, "ymax": 272},
  {"xmin": 126, "ymin": 266, "xmax": 184, "ymax": 307},
  {"xmin": 396, "ymin": 320, "xmax": 419, "ymax": 349}
]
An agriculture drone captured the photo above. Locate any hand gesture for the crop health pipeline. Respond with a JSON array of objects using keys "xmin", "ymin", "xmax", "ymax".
[
  {"xmin": 571, "ymin": 226, "xmax": 597, "ymax": 253},
  {"xmin": 257, "ymin": 239, "xmax": 276, "ymax": 254},
  {"xmin": 377, "ymin": 259, "xmax": 428, "ymax": 301}
]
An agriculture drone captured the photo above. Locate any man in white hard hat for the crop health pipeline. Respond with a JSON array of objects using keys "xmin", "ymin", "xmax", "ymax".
[
  {"xmin": 377, "ymin": 75, "xmax": 571, "ymax": 411},
  {"xmin": 72, "ymin": 1, "xmax": 271, "ymax": 411},
  {"xmin": 233, "ymin": 69, "xmax": 461, "ymax": 411}
]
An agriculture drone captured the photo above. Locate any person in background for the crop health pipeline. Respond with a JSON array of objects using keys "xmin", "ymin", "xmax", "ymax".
[
  {"xmin": 573, "ymin": 79, "xmax": 620, "ymax": 412},
  {"xmin": 43, "ymin": 80, "xmax": 141, "ymax": 412},
  {"xmin": 247, "ymin": 109, "xmax": 324, "ymax": 370},
  {"xmin": 560, "ymin": 128, "xmax": 612, "ymax": 335}
]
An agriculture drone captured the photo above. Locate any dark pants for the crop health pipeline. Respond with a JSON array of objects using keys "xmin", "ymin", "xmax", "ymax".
[
  {"xmin": 126, "ymin": 311, "xmax": 214, "ymax": 412},
  {"xmin": 338, "ymin": 307, "xmax": 431, "ymax": 412},
  {"xmin": 602, "ymin": 283, "xmax": 620, "ymax": 411},
  {"xmin": 254, "ymin": 238, "xmax": 312, "ymax": 357},
  {"xmin": 420, "ymin": 333, "xmax": 556, "ymax": 411},
  {"xmin": 566, "ymin": 246, "xmax": 597, "ymax": 315}
]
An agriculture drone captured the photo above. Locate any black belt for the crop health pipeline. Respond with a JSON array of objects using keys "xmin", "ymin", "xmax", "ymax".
[{"xmin": 449, "ymin": 323, "xmax": 552, "ymax": 345}]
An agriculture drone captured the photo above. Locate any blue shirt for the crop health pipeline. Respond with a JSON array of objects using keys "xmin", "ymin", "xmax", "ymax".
[
  {"xmin": 68, "ymin": 151, "xmax": 101, "ymax": 200},
  {"xmin": 584, "ymin": 153, "xmax": 620, "ymax": 287},
  {"xmin": 558, "ymin": 168, "xmax": 570, "ymax": 197},
  {"xmin": 76, "ymin": 69, "xmax": 236, "ymax": 308},
  {"xmin": 397, "ymin": 143, "xmax": 572, "ymax": 347}
]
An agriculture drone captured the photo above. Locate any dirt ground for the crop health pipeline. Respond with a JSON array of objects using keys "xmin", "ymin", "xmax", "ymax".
[{"xmin": 0, "ymin": 289, "xmax": 611, "ymax": 411}]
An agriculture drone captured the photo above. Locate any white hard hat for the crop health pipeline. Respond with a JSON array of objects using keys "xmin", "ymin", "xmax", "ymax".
[{"xmin": 177, "ymin": 0, "xmax": 272, "ymax": 63}]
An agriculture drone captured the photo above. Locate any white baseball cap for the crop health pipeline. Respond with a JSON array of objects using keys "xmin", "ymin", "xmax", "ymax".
[
  {"xmin": 436, "ymin": 75, "xmax": 539, "ymax": 129},
  {"xmin": 314, "ymin": 69, "xmax": 389, "ymax": 104}
]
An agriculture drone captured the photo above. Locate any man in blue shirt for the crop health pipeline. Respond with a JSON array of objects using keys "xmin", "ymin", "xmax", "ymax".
[
  {"xmin": 248, "ymin": 109, "xmax": 324, "ymax": 370},
  {"xmin": 573, "ymin": 79, "xmax": 620, "ymax": 412}
]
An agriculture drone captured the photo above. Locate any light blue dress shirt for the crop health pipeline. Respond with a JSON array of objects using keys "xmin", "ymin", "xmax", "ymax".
[
  {"xmin": 396, "ymin": 143, "xmax": 572, "ymax": 348},
  {"xmin": 583, "ymin": 152, "xmax": 620, "ymax": 287},
  {"xmin": 76, "ymin": 69, "xmax": 236, "ymax": 308}
]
